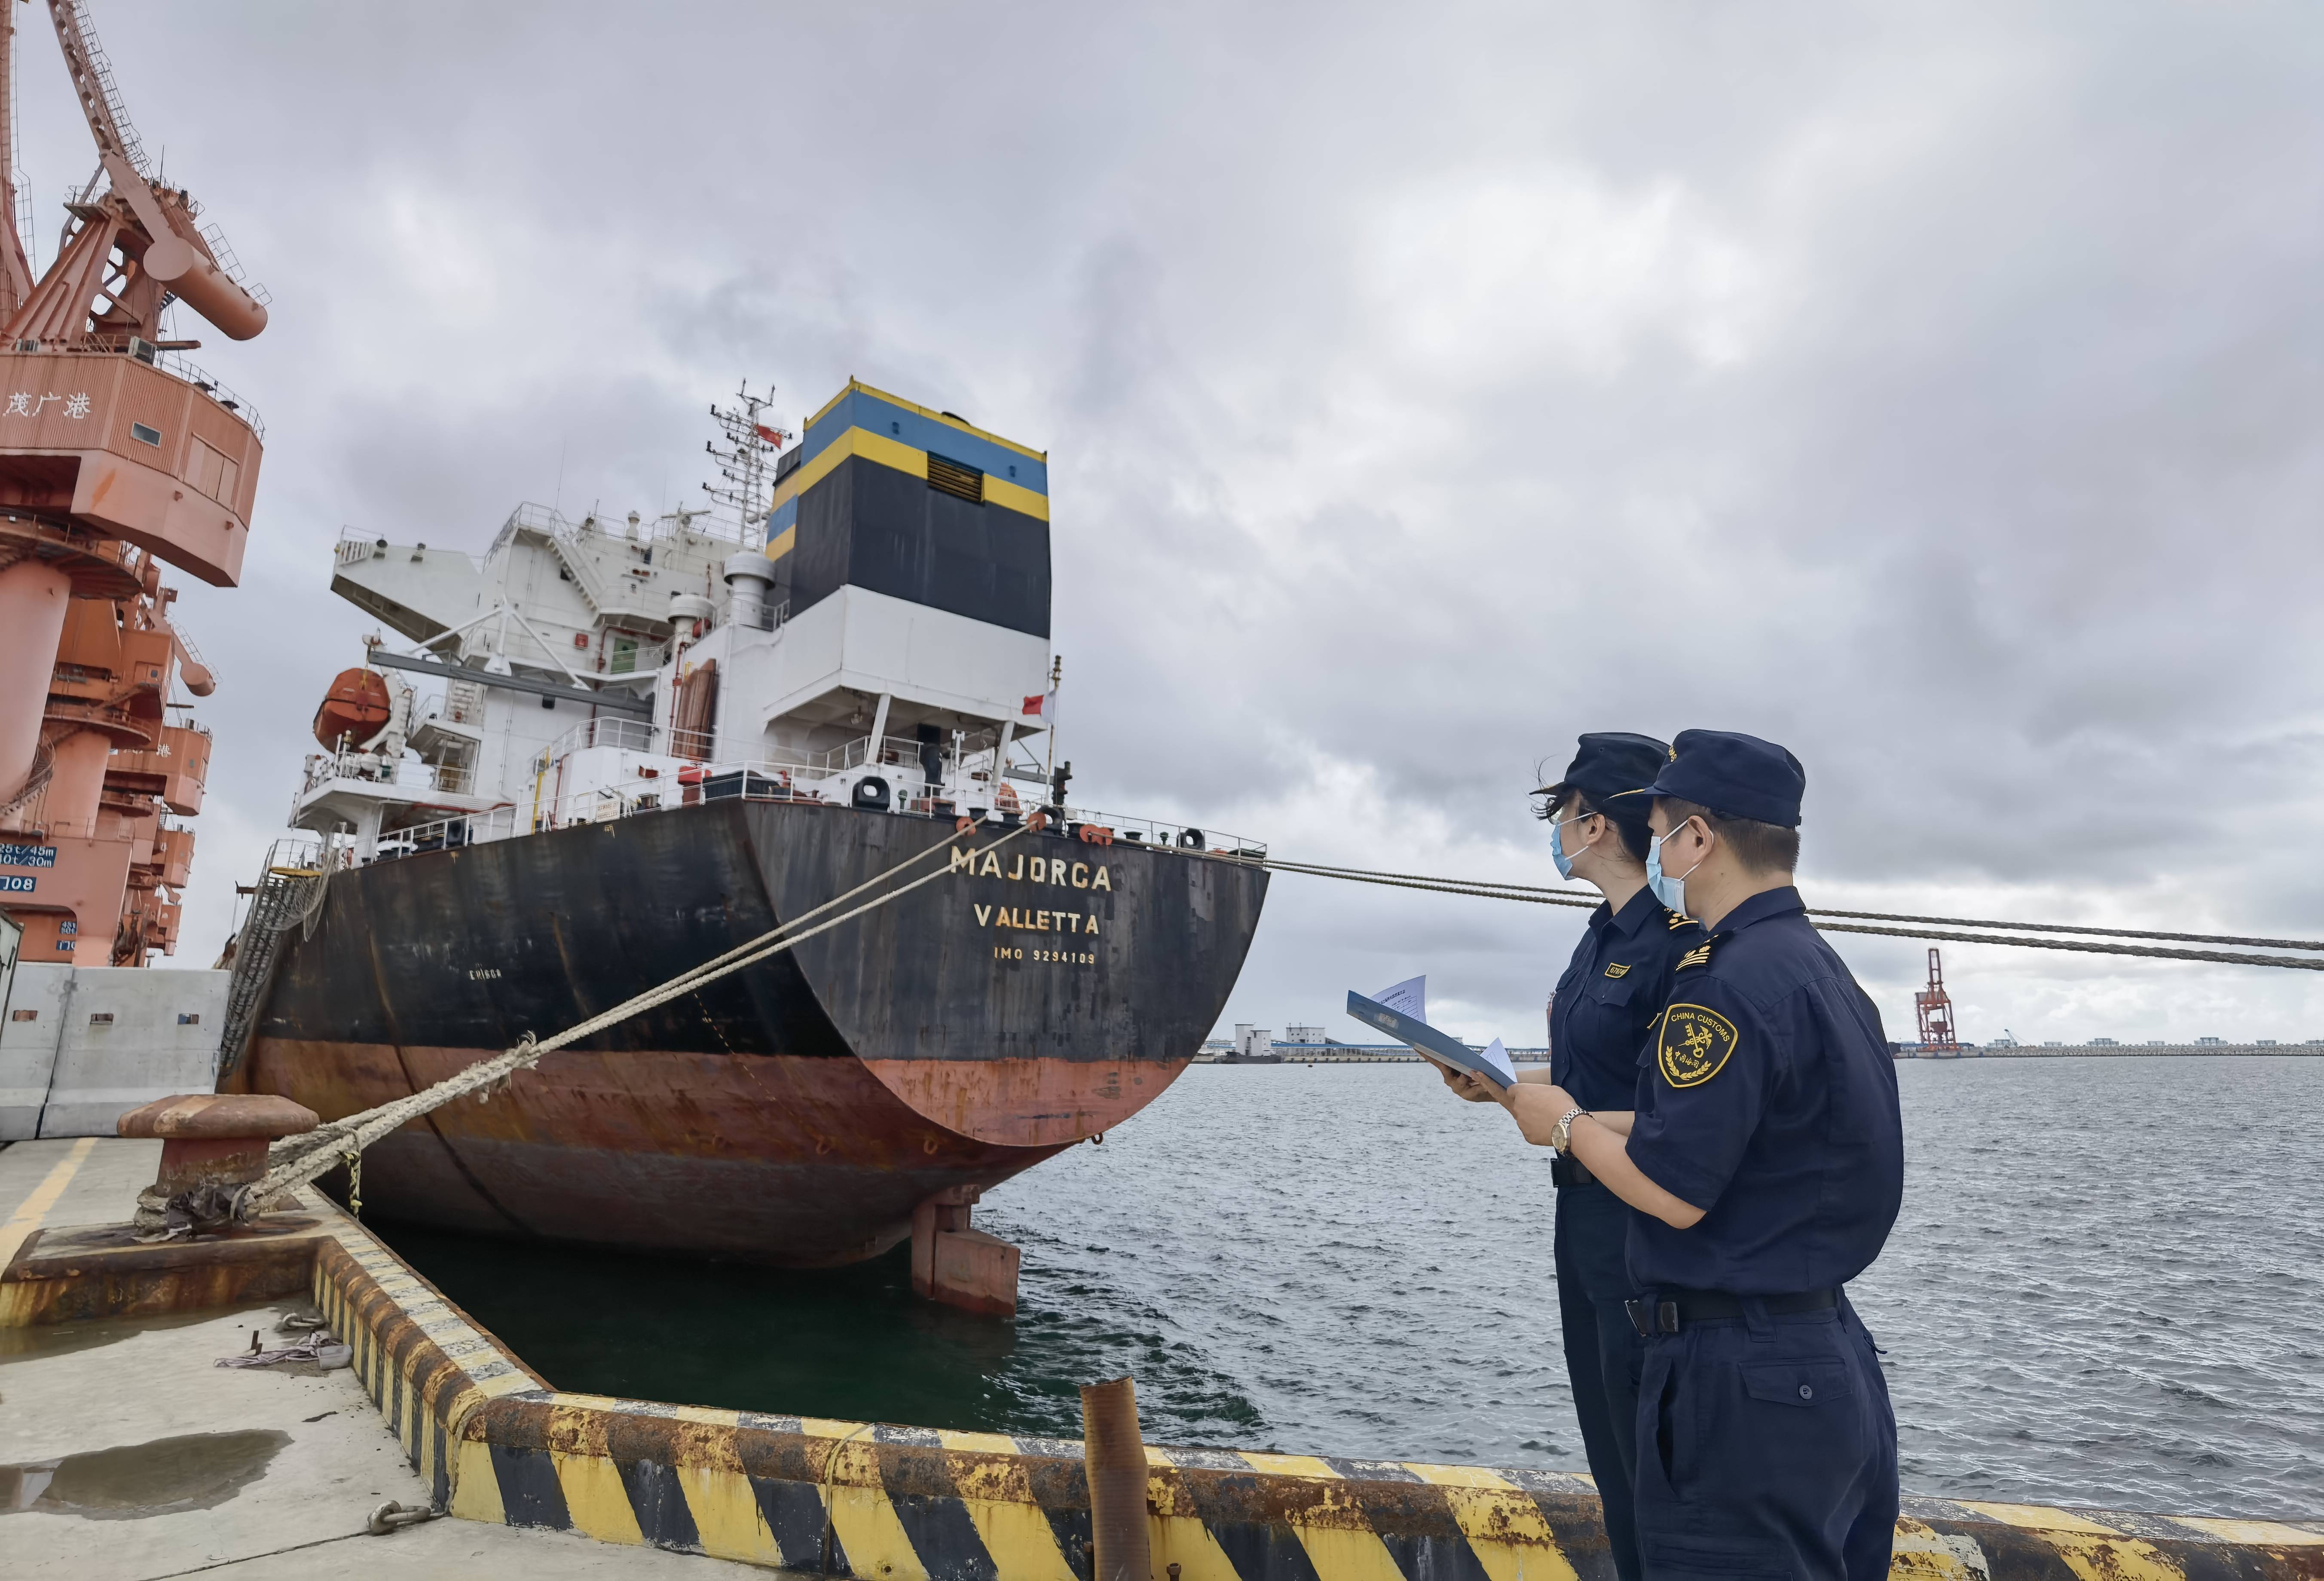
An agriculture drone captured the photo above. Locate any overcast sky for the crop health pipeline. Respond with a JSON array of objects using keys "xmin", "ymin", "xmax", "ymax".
[{"xmin": 39, "ymin": 2, "xmax": 2320, "ymax": 1046}]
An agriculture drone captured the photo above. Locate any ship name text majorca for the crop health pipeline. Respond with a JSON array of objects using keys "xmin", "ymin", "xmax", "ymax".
[{"xmin": 949, "ymin": 847, "xmax": 1114, "ymax": 891}]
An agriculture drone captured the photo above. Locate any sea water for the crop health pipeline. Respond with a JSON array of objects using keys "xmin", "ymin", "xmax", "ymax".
[{"xmin": 382, "ymin": 1056, "xmax": 2324, "ymax": 1520}]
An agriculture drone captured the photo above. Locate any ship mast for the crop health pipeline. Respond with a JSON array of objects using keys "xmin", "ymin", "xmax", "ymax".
[{"xmin": 702, "ymin": 381, "xmax": 789, "ymax": 547}]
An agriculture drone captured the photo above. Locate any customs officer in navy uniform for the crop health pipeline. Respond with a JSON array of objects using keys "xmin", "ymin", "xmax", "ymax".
[
  {"xmin": 1443, "ymin": 733, "xmax": 1702, "ymax": 1581},
  {"xmin": 1488, "ymin": 730, "xmax": 1905, "ymax": 1580}
]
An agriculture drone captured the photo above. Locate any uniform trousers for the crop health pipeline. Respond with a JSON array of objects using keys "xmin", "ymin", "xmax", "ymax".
[
  {"xmin": 1553, "ymin": 1181, "xmax": 1646, "ymax": 1581},
  {"xmin": 1631, "ymin": 1296, "xmax": 1897, "ymax": 1580}
]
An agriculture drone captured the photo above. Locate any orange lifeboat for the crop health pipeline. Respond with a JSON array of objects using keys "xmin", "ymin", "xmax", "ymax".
[{"xmin": 312, "ymin": 667, "xmax": 391, "ymax": 749}]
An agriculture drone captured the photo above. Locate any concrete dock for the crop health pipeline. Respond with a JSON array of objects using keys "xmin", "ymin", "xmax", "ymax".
[
  {"xmin": 0, "ymin": 1137, "xmax": 755, "ymax": 1577},
  {"xmin": 6, "ymin": 1136, "xmax": 2320, "ymax": 1580}
]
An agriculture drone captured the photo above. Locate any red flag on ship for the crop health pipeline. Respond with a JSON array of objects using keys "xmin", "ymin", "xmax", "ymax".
[{"xmin": 1022, "ymin": 690, "xmax": 1055, "ymax": 723}]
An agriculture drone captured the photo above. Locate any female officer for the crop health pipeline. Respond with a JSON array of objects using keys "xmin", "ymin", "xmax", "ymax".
[{"xmin": 1443, "ymin": 733, "xmax": 1700, "ymax": 1581}]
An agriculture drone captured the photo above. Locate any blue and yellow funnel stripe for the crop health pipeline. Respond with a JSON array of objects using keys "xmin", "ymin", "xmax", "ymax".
[{"xmin": 765, "ymin": 381, "xmax": 1049, "ymax": 564}]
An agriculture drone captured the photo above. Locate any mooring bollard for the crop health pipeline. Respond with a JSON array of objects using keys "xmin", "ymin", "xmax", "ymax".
[
  {"xmin": 1081, "ymin": 1374, "xmax": 1151, "ymax": 1581},
  {"xmin": 117, "ymin": 1093, "xmax": 319, "ymax": 1239}
]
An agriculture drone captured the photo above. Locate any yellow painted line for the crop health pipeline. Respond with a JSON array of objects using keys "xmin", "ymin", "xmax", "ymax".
[
  {"xmin": 770, "ymin": 423, "xmax": 1051, "ymax": 521},
  {"xmin": 1889, "ymin": 1517, "xmax": 1990, "ymax": 1580},
  {"xmin": 2172, "ymin": 1516, "xmax": 2324, "ymax": 1545},
  {"xmin": 1406, "ymin": 1462, "xmax": 1578, "ymax": 1581},
  {"xmin": 800, "ymin": 1415, "xmax": 875, "ymax": 1441},
  {"xmin": 552, "ymin": 1450, "xmax": 646, "ymax": 1545},
  {"xmin": 450, "ymin": 1438, "xmax": 506, "ymax": 1523},
  {"xmin": 1291, "ymin": 1527, "xmax": 1410, "ymax": 1581},
  {"xmin": 2044, "ymin": 1536, "xmax": 2188, "ymax": 1581},
  {"xmin": 1151, "ymin": 1515, "xmax": 1245, "ymax": 1581},
  {"xmin": 678, "ymin": 1462, "xmax": 786, "ymax": 1567},
  {"xmin": 1238, "ymin": 1451, "xmax": 1341, "ymax": 1480},
  {"xmin": 1405, "ymin": 1461, "xmax": 1514, "ymax": 1489},
  {"xmin": 936, "ymin": 1429, "xmax": 1078, "ymax": 1581},
  {"xmin": 1958, "ymin": 1501, "xmax": 2124, "ymax": 1535},
  {"xmin": 826, "ymin": 1483, "xmax": 931, "ymax": 1581},
  {"xmin": 984, "ymin": 472, "xmax": 1050, "ymax": 519},
  {"xmin": 0, "ymin": 1137, "xmax": 98, "ymax": 1267},
  {"xmin": 667, "ymin": 1404, "xmax": 743, "ymax": 1430},
  {"xmin": 937, "ymin": 1428, "xmax": 1020, "ymax": 1456}
]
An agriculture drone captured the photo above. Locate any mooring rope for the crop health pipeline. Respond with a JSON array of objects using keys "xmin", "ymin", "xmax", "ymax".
[
  {"xmin": 245, "ymin": 819, "xmax": 1036, "ymax": 1212},
  {"xmin": 1260, "ymin": 857, "xmax": 2324, "ymax": 971}
]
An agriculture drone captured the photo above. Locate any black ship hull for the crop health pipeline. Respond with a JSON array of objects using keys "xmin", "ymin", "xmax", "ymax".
[{"xmin": 227, "ymin": 800, "xmax": 1267, "ymax": 1264}]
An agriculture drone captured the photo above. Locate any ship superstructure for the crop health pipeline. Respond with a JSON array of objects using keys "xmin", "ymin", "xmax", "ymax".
[
  {"xmin": 294, "ymin": 382, "xmax": 1065, "ymax": 861},
  {"xmin": 240, "ymin": 381, "xmax": 1266, "ymax": 1305}
]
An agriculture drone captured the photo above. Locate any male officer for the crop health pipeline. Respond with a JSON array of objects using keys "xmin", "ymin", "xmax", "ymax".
[{"xmin": 1488, "ymin": 730, "xmax": 1904, "ymax": 1580}]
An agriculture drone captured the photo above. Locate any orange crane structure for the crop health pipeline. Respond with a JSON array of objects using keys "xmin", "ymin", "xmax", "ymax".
[
  {"xmin": 1915, "ymin": 946, "xmax": 1958, "ymax": 1051},
  {"xmin": 0, "ymin": 0, "xmax": 268, "ymax": 966}
]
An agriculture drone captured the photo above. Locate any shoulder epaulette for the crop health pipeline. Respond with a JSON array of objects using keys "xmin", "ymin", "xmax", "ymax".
[
  {"xmin": 1676, "ymin": 942, "xmax": 1713, "ymax": 971},
  {"xmin": 1665, "ymin": 910, "xmax": 1691, "ymax": 930}
]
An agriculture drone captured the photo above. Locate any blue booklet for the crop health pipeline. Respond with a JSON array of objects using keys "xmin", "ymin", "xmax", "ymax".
[{"xmin": 1346, "ymin": 985, "xmax": 1517, "ymax": 1092}]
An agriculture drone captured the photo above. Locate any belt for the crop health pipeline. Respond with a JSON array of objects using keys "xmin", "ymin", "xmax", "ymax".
[
  {"xmin": 1550, "ymin": 1154, "xmax": 1596, "ymax": 1188},
  {"xmin": 1625, "ymin": 1288, "xmax": 1838, "ymax": 1336}
]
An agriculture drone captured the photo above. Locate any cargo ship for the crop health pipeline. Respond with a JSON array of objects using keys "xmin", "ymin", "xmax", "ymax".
[{"xmin": 220, "ymin": 381, "xmax": 1268, "ymax": 1307}]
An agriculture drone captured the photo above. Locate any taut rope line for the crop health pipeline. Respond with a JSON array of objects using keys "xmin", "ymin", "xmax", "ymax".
[
  {"xmin": 244, "ymin": 819, "xmax": 1035, "ymax": 1215},
  {"xmin": 1259, "ymin": 857, "xmax": 2324, "ymax": 972}
]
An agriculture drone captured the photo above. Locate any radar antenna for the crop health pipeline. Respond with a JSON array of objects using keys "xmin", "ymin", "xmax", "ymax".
[{"xmin": 702, "ymin": 380, "xmax": 791, "ymax": 547}]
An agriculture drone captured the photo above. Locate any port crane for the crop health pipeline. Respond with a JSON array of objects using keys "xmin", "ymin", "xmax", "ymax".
[
  {"xmin": 0, "ymin": 0, "xmax": 271, "ymax": 964},
  {"xmin": 1915, "ymin": 946, "xmax": 1958, "ymax": 1051}
]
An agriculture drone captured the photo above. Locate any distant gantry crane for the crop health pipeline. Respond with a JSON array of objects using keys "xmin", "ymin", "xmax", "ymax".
[{"xmin": 1915, "ymin": 947, "xmax": 1958, "ymax": 1051}]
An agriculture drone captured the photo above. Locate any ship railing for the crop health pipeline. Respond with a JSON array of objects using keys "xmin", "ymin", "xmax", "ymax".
[
  {"xmin": 810, "ymin": 733, "xmax": 983, "ymax": 778},
  {"xmin": 301, "ymin": 748, "xmax": 476, "ymax": 799},
  {"xmin": 370, "ymin": 806, "xmax": 519, "ymax": 862},
  {"xmin": 34, "ymin": 339, "xmax": 269, "ymax": 440},
  {"xmin": 1053, "ymin": 804, "xmax": 1268, "ymax": 860},
  {"xmin": 541, "ymin": 716, "xmax": 662, "ymax": 764},
  {"xmin": 518, "ymin": 761, "xmax": 1266, "ymax": 858}
]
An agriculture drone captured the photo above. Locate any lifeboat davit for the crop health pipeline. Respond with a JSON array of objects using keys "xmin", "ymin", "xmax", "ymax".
[{"xmin": 311, "ymin": 668, "xmax": 390, "ymax": 749}]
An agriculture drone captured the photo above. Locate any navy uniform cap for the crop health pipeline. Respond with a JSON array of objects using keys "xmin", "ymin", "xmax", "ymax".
[
  {"xmin": 1533, "ymin": 732, "xmax": 1670, "ymax": 806},
  {"xmin": 1630, "ymin": 729, "xmax": 1806, "ymax": 828}
]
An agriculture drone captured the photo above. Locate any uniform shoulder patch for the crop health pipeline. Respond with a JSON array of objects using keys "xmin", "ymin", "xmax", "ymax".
[
  {"xmin": 1603, "ymin": 961, "xmax": 1631, "ymax": 978},
  {"xmin": 1665, "ymin": 911, "xmax": 1692, "ymax": 930},
  {"xmin": 1676, "ymin": 942, "xmax": 1713, "ymax": 970},
  {"xmin": 1657, "ymin": 1004, "xmax": 1739, "ymax": 1088}
]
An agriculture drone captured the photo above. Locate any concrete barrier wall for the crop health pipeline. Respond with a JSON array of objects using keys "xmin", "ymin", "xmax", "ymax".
[
  {"xmin": 309, "ymin": 1210, "xmax": 2324, "ymax": 1581},
  {"xmin": 0, "ymin": 964, "xmax": 227, "ymax": 1138},
  {"xmin": 0, "ymin": 963, "xmax": 73, "ymax": 1138}
]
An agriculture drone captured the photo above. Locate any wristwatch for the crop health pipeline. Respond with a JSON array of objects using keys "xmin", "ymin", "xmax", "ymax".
[{"xmin": 1551, "ymin": 1105, "xmax": 1588, "ymax": 1155}]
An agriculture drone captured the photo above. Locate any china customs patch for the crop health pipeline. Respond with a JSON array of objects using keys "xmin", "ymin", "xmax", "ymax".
[{"xmin": 1657, "ymin": 1004, "xmax": 1738, "ymax": 1088}]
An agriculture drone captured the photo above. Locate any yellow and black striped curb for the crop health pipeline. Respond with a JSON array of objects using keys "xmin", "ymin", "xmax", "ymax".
[{"xmin": 310, "ymin": 1208, "xmax": 2324, "ymax": 1579}]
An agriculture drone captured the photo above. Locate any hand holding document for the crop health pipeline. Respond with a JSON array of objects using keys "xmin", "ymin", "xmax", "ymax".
[{"xmin": 1347, "ymin": 977, "xmax": 1518, "ymax": 1093}]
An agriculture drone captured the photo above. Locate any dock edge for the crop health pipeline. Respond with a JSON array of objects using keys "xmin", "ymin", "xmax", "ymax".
[{"xmin": 293, "ymin": 1203, "xmax": 2324, "ymax": 1581}]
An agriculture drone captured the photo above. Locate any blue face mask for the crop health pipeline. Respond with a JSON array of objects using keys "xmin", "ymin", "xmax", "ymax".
[
  {"xmin": 1549, "ymin": 812, "xmax": 1588, "ymax": 880},
  {"xmin": 1646, "ymin": 821, "xmax": 1707, "ymax": 915}
]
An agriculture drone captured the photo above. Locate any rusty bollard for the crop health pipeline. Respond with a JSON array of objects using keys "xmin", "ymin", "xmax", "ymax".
[
  {"xmin": 1082, "ymin": 1375, "xmax": 1151, "ymax": 1581},
  {"xmin": 118, "ymin": 1093, "xmax": 318, "ymax": 1240}
]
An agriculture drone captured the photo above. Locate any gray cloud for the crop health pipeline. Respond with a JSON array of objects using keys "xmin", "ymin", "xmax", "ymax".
[{"xmin": 45, "ymin": 1, "xmax": 2318, "ymax": 1045}]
